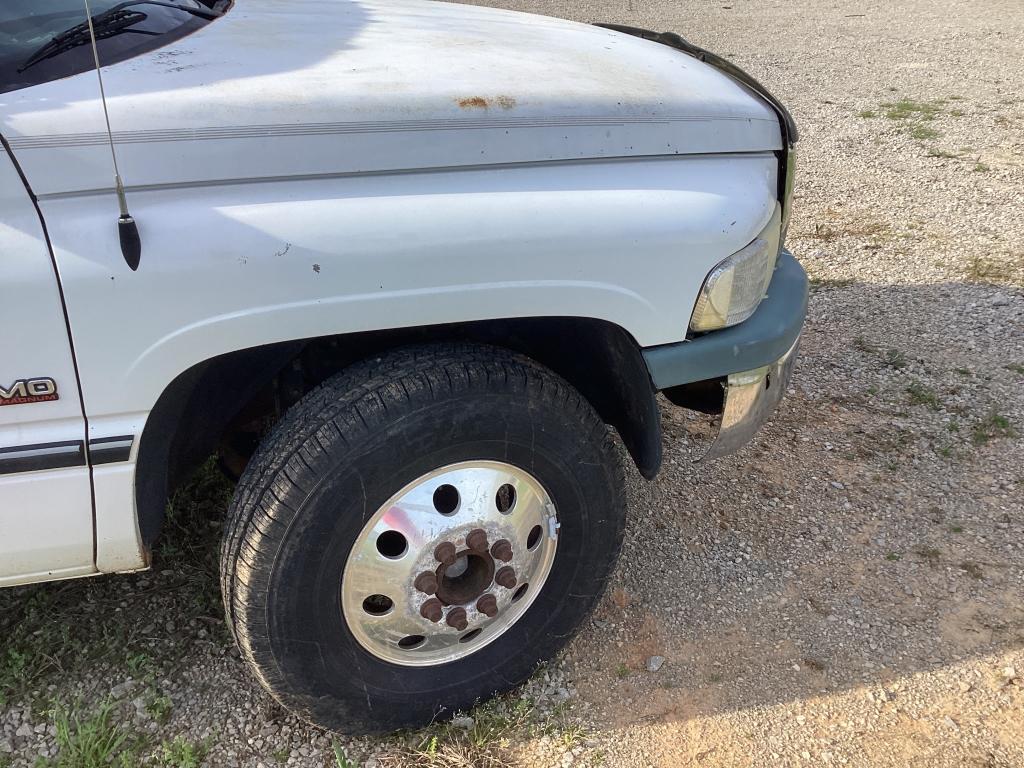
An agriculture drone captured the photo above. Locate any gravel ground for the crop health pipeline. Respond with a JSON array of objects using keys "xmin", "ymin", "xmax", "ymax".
[{"xmin": 3, "ymin": 0, "xmax": 1023, "ymax": 766}]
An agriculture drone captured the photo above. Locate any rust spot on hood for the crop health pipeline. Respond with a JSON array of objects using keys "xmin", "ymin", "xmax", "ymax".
[{"xmin": 457, "ymin": 96, "xmax": 489, "ymax": 109}]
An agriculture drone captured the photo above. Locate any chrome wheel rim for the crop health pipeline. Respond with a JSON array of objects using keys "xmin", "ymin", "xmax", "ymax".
[{"xmin": 341, "ymin": 460, "xmax": 559, "ymax": 666}]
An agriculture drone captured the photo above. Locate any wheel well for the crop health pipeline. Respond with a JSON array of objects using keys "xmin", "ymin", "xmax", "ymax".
[{"xmin": 135, "ymin": 317, "xmax": 661, "ymax": 547}]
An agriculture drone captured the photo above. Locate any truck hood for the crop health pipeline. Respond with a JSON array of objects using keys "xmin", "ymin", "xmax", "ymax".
[{"xmin": 3, "ymin": 0, "xmax": 782, "ymax": 194}]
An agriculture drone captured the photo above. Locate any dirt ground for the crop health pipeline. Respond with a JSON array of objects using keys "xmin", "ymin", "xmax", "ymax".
[{"xmin": 3, "ymin": 0, "xmax": 1022, "ymax": 766}]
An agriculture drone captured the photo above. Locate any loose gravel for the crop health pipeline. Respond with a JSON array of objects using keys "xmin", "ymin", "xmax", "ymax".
[{"xmin": 3, "ymin": 0, "xmax": 1022, "ymax": 766}]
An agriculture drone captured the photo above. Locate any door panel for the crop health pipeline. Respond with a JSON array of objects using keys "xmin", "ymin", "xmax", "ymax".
[{"xmin": 0, "ymin": 144, "xmax": 94, "ymax": 585}]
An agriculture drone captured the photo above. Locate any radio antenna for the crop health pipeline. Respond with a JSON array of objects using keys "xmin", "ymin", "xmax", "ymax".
[{"xmin": 83, "ymin": 0, "xmax": 142, "ymax": 270}]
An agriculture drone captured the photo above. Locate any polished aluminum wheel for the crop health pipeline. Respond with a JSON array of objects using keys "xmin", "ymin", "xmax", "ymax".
[{"xmin": 341, "ymin": 461, "xmax": 559, "ymax": 666}]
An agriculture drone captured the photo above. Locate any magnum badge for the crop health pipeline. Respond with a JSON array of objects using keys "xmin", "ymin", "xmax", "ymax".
[{"xmin": 0, "ymin": 377, "xmax": 59, "ymax": 406}]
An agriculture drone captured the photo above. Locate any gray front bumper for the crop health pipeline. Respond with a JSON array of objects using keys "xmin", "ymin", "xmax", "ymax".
[{"xmin": 642, "ymin": 250, "xmax": 808, "ymax": 459}]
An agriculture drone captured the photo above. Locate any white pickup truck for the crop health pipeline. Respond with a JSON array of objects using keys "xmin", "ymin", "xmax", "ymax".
[{"xmin": 1, "ymin": 0, "xmax": 806, "ymax": 731}]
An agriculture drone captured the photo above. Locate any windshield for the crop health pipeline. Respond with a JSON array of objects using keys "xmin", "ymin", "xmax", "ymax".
[{"xmin": 0, "ymin": 0, "xmax": 227, "ymax": 94}]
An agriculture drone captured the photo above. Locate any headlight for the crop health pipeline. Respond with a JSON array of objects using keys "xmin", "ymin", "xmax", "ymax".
[{"xmin": 689, "ymin": 203, "xmax": 782, "ymax": 332}]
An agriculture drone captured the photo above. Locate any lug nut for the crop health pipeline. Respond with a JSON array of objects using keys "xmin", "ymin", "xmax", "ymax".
[
  {"xmin": 446, "ymin": 606, "xmax": 469, "ymax": 631},
  {"xmin": 434, "ymin": 541, "xmax": 457, "ymax": 566},
  {"xmin": 494, "ymin": 566, "xmax": 517, "ymax": 589},
  {"xmin": 476, "ymin": 593, "xmax": 498, "ymax": 618},
  {"xmin": 414, "ymin": 571, "xmax": 438, "ymax": 595},
  {"xmin": 490, "ymin": 539, "xmax": 513, "ymax": 562},
  {"xmin": 420, "ymin": 598, "xmax": 443, "ymax": 623},
  {"xmin": 466, "ymin": 528, "xmax": 489, "ymax": 553}
]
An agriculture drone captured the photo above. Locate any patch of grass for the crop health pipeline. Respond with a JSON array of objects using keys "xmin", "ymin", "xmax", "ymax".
[
  {"xmin": 853, "ymin": 336, "xmax": 875, "ymax": 353},
  {"xmin": 125, "ymin": 653, "xmax": 155, "ymax": 679},
  {"xmin": 882, "ymin": 98, "xmax": 945, "ymax": 121},
  {"xmin": 271, "ymin": 747, "xmax": 291, "ymax": 764},
  {"xmin": 875, "ymin": 97, "xmax": 952, "ymax": 142},
  {"xmin": 885, "ymin": 552, "xmax": 902, "ymax": 562},
  {"xmin": 145, "ymin": 691, "xmax": 173, "ymax": 725},
  {"xmin": 882, "ymin": 348, "xmax": 908, "ymax": 369},
  {"xmin": 964, "ymin": 254, "xmax": 1015, "ymax": 284},
  {"xmin": 906, "ymin": 381, "xmax": 941, "ymax": 410},
  {"xmin": 972, "ymin": 411, "xmax": 1016, "ymax": 445},
  {"xmin": 910, "ymin": 124, "xmax": 941, "ymax": 140},
  {"xmin": 858, "ymin": 109, "xmax": 877, "ymax": 118},
  {"xmin": 949, "ymin": 525, "xmax": 964, "ymax": 534},
  {"xmin": 1005, "ymin": 363, "xmax": 1024, "ymax": 375},
  {"xmin": 615, "ymin": 662, "xmax": 631, "ymax": 679},
  {"xmin": 936, "ymin": 444, "xmax": 954, "ymax": 458},
  {"xmin": 155, "ymin": 737, "xmax": 210, "ymax": 768},
  {"xmin": 332, "ymin": 743, "xmax": 357, "ymax": 768},
  {"xmin": 926, "ymin": 147, "xmax": 960, "ymax": 159},
  {"xmin": 972, "ymin": 162, "xmax": 990, "ymax": 173},
  {"xmin": 809, "ymin": 277, "xmax": 855, "ymax": 289},
  {"xmin": 955, "ymin": 367, "xmax": 972, "ymax": 376},
  {"xmin": 38, "ymin": 701, "xmax": 144, "ymax": 768},
  {"xmin": 808, "ymin": 218, "xmax": 890, "ymax": 243},
  {"xmin": 0, "ymin": 459, "xmax": 233, "ymax": 710},
  {"xmin": 379, "ymin": 693, "xmax": 576, "ymax": 768}
]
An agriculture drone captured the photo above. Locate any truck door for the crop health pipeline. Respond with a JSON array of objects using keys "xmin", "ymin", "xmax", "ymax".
[{"xmin": 0, "ymin": 142, "xmax": 95, "ymax": 586}]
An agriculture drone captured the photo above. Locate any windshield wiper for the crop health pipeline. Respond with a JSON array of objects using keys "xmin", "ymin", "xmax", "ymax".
[{"xmin": 18, "ymin": 1, "xmax": 221, "ymax": 73}]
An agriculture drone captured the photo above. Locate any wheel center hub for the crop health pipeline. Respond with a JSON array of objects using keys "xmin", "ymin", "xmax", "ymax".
[{"xmin": 435, "ymin": 550, "xmax": 495, "ymax": 606}]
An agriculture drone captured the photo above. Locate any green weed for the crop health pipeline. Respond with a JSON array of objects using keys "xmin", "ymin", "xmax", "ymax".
[
  {"xmin": 156, "ymin": 736, "xmax": 209, "ymax": 768},
  {"xmin": 882, "ymin": 348, "xmax": 907, "ymax": 369},
  {"xmin": 972, "ymin": 411, "xmax": 1016, "ymax": 445},
  {"xmin": 332, "ymin": 743, "xmax": 357, "ymax": 768},
  {"xmin": 882, "ymin": 98, "xmax": 945, "ymax": 121},
  {"xmin": 910, "ymin": 125, "xmax": 941, "ymax": 140},
  {"xmin": 906, "ymin": 381, "xmax": 941, "ymax": 410},
  {"xmin": 37, "ymin": 701, "xmax": 141, "ymax": 768}
]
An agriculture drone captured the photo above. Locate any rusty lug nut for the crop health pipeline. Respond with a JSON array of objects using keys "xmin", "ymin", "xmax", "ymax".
[
  {"xmin": 476, "ymin": 593, "xmax": 498, "ymax": 618},
  {"xmin": 414, "ymin": 571, "xmax": 438, "ymax": 595},
  {"xmin": 420, "ymin": 598, "xmax": 443, "ymax": 623},
  {"xmin": 466, "ymin": 528, "xmax": 489, "ymax": 553},
  {"xmin": 490, "ymin": 539, "xmax": 513, "ymax": 563},
  {"xmin": 434, "ymin": 541, "xmax": 457, "ymax": 566},
  {"xmin": 446, "ymin": 606, "xmax": 469, "ymax": 631},
  {"xmin": 494, "ymin": 566, "xmax": 517, "ymax": 589}
]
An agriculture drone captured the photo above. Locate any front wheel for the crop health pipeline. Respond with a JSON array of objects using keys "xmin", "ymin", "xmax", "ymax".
[{"xmin": 219, "ymin": 344, "xmax": 626, "ymax": 732}]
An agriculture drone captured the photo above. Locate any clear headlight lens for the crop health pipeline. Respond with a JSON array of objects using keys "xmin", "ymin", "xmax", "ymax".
[{"xmin": 689, "ymin": 203, "xmax": 782, "ymax": 332}]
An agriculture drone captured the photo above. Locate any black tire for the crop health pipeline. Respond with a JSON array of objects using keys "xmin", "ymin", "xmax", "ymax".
[{"xmin": 219, "ymin": 343, "xmax": 625, "ymax": 732}]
